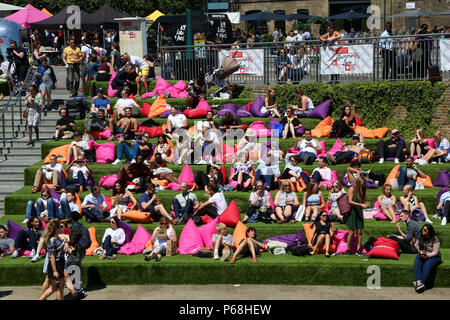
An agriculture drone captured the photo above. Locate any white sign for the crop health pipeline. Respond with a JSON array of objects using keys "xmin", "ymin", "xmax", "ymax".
[
  {"xmin": 440, "ymin": 39, "xmax": 450, "ymax": 71},
  {"xmin": 219, "ymin": 49, "xmax": 264, "ymax": 76},
  {"xmin": 320, "ymin": 44, "xmax": 373, "ymax": 75},
  {"xmin": 405, "ymin": 2, "xmax": 416, "ymax": 9}
]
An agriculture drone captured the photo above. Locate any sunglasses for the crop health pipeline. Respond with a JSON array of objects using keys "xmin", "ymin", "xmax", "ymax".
[
  {"xmin": 160, "ymin": 223, "xmax": 169, "ymax": 226},
  {"xmin": 59, "ymin": 225, "xmax": 65, "ymax": 229},
  {"xmin": 110, "ymin": 221, "xmax": 117, "ymax": 224}
]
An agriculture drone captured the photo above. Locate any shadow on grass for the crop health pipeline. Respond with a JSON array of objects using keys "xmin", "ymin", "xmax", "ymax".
[{"xmin": 0, "ymin": 290, "xmax": 13, "ymax": 298}]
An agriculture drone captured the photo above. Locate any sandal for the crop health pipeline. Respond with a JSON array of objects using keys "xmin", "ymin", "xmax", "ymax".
[{"xmin": 325, "ymin": 252, "xmax": 330, "ymax": 258}]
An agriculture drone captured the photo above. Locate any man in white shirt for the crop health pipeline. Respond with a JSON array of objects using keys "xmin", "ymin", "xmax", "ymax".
[
  {"xmin": 379, "ymin": 22, "xmax": 396, "ymax": 80},
  {"xmin": 122, "ymin": 53, "xmax": 150, "ymax": 97},
  {"xmin": 193, "ymin": 184, "xmax": 227, "ymax": 225},
  {"xmin": 80, "ymin": 38, "xmax": 94, "ymax": 92},
  {"xmin": 172, "ymin": 182, "xmax": 199, "ymax": 224},
  {"xmin": 166, "ymin": 106, "xmax": 188, "ymax": 136},
  {"xmin": 81, "ymin": 184, "xmax": 109, "ymax": 222},
  {"xmin": 59, "ymin": 191, "xmax": 80, "ymax": 219},
  {"xmin": 285, "ymin": 31, "xmax": 297, "ymax": 50},
  {"xmin": 113, "ymin": 88, "xmax": 140, "ymax": 118},
  {"xmin": 32, "ymin": 154, "xmax": 63, "ymax": 193},
  {"xmin": 310, "ymin": 156, "xmax": 332, "ymax": 185},
  {"xmin": 298, "ymin": 129, "xmax": 322, "ymax": 165}
]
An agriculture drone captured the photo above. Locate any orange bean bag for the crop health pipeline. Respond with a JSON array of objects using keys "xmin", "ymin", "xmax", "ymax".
[
  {"xmin": 121, "ymin": 210, "xmax": 154, "ymax": 223},
  {"xmin": 85, "ymin": 227, "xmax": 100, "ymax": 256},
  {"xmin": 151, "ymin": 179, "xmax": 169, "ymax": 187},
  {"xmin": 43, "ymin": 144, "xmax": 71, "ymax": 164},
  {"xmin": 148, "ymin": 95, "xmax": 168, "ymax": 118},
  {"xmin": 385, "ymin": 164, "xmax": 433, "ymax": 188},
  {"xmin": 354, "ymin": 126, "xmax": 389, "ymax": 139},
  {"xmin": 232, "ymin": 221, "xmax": 247, "ymax": 250},
  {"xmin": 311, "ymin": 116, "xmax": 334, "ymax": 138},
  {"xmin": 303, "ymin": 223, "xmax": 336, "ymax": 253},
  {"xmin": 278, "ymin": 178, "xmax": 307, "ymax": 192}
]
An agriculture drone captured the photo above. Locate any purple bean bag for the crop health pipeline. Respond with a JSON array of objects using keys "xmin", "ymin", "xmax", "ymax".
[
  {"xmin": 263, "ymin": 228, "xmax": 307, "ymax": 247},
  {"xmin": 434, "ymin": 169, "xmax": 450, "ymax": 187},
  {"xmin": 269, "ymin": 117, "xmax": 284, "ymax": 137},
  {"xmin": 217, "ymin": 109, "xmax": 237, "ymax": 117},
  {"xmin": 118, "ymin": 220, "xmax": 133, "ymax": 244},
  {"xmin": 235, "ymin": 105, "xmax": 252, "ymax": 117},
  {"xmin": 249, "ymin": 96, "xmax": 270, "ymax": 117},
  {"xmin": 295, "ymin": 126, "xmax": 306, "ymax": 136},
  {"xmin": 307, "ymin": 99, "xmax": 331, "ymax": 120},
  {"xmin": 7, "ymin": 220, "xmax": 27, "ymax": 242}
]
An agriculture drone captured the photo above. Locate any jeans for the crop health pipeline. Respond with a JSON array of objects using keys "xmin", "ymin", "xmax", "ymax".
[
  {"xmin": 253, "ymin": 169, "xmax": 275, "ymax": 190},
  {"xmin": 102, "ymin": 235, "xmax": 121, "ymax": 257},
  {"xmin": 62, "ymin": 171, "xmax": 86, "ymax": 189},
  {"xmin": 443, "ymin": 201, "xmax": 450, "ymax": 219},
  {"xmin": 82, "ymin": 208, "xmax": 109, "ymax": 222},
  {"xmin": 117, "ymin": 141, "xmax": 140, "ymax": 161},
  {"xmin": 299, "ymin": 151, "xmax": 316, "ymax": 164},
  {"xmin": 172, "ymin": 198, "xmax": 194, "ymax": 219},
  {"xmin": 26, "ymin": 198, "xmax": 57, "ymax": 219},
  {"xmin": 59, "ymin": 198, "xmax": 74, "ymax": 220},
  {"xmin": 414, "ymin": 255, "xmax": 442, "ymax": 283},
  {"xmin": 378, "ymin": 139, "xmax": 406, "ymax": 160},
  {"xmin": 68, "ymin": 63, "xmax": 80, "ymax": 95},
  {"xmin": 311, "ymin": 171, "xmax": 323, "ymax": 183},
  {"xmin": 14, "ymin": 229, "xmax": 37, "ymax": 251},
  {"xmin": 397, "ymin": 166, "xmax": 416, "ymax": 190}
]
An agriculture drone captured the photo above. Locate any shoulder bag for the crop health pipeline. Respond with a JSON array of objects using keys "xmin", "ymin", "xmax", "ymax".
[{"xmin": 337, "ymin": 193, "xmax": 351, "ymax": 215}]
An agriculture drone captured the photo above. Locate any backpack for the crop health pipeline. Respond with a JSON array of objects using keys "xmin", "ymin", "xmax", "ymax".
[{"xmin": 358, "ymin": 148, "xmax": 378, "ymax": 164}]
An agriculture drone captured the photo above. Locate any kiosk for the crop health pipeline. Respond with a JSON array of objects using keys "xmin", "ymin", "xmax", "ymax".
[{"xmin": 115, "ymin": 17, "xmax": 147, "ymax": 57}]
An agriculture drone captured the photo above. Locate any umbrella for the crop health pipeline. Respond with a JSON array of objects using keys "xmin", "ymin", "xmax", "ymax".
[
  {"xmin": 391, "ymin": 9, "xmax": 436, "ymax": 18},
  {"xmin": 146, "ymin": 10, "xmax": 164, "ymax": 26},
  {"xmin": 30, "ymin": 6, "xmax": 90, "ymax": 29},
  {"xmin": 0, "ymin": 2, "xmax": 25, "ymax": 11},
  {"xmin": 41, "ymin": 8, "xmax": 53, "ymax": 16},
  {"xmin": 83, "ymin": 4, "xmax": 129, "ymax": 26},
  {"xmin": 286, "ymin": 13, "xmax": 311, "ymax": 21},
  {"xmin": 4, "ymin": 4, "xmax": 51, "ymax": 29},
  {"xmin": 241, "ymin": 11, "xmax": 286, "ymax": 21},
  {"xmin": 327, "ymin": 10, "xmax": 369, "ymax": 20}
]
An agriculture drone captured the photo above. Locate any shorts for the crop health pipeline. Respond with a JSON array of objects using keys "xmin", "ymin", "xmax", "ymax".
[
  {"xmin": 232, "ymin": 172, "xmax": 251, "ymax": 182},
  {"xmin": 47, "ymin": 258, "xmax": 65, "ymax": 279},
  {"xmin": 138, "ymin": 67, "xmax": 149, "ymax": 77},
  {"xmin": 153, "ymin": 242, "xmax": 167, "ymax": 253}
]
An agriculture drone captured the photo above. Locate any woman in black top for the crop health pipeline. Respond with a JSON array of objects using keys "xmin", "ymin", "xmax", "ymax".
[
  {"xmin": 330, "ymin": 102, "xmax": 356, "ymax": 138},
  {"xmin": 281, "ymin": 107, "xmax": 303, "ymax": 139},
  {"xmin": 309, "ymin": 211, "xmax": 335, "ymax": 257},
  {"xmin": 10, "ymin": 217, "xmax": 43, "ymax": 258}
]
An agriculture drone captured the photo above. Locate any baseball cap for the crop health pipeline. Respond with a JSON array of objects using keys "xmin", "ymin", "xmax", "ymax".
[{"xmin": 391, "ymin": 129, "xmax": 399, "ymax": 135}]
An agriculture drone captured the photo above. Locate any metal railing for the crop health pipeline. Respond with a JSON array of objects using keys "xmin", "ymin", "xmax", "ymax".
[
  {"xmin": 159, "ymin": 33, "xmax": 450, "ymax": 85},
  {"xmin": 0, "ymin": 67, "xmax": 38, "ymax": 159}
]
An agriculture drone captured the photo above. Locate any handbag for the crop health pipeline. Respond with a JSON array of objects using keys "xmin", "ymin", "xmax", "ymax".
[
  {"xmin": 294, "ymin": 205, "xmax": 305, "ymax": 222},
  {"xmin": 23, "ymin": 108, "xmax": 28, "ymax": 119},
  {"xmin": 337, "ymin": 193, "xmax": 351, "ymax": 215},
  {"xmin": 165, "ymin": 239, "xmax": 178, "ymax": 256}
]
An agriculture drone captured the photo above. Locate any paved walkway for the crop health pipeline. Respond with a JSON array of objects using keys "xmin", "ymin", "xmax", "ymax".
[{"xmin": 1, "ymin": 284, "xmax": 449, "ymax": 300}]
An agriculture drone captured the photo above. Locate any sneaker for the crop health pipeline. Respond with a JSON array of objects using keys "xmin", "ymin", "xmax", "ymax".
[
  {"xmin": 221, "ymin": 250, "xmax": 231, "ymax": 262},
  {"xmin": 155, "ymin": 253, "xmax": 161, "ymax": 262},
  {"xmin": 441, "ymin": 217, "xmax": 447, "ymax": 226},
  {"xmin": 196, "ymin": 160, "xmax": 207, "ymax": 165},
  {"xmin": 416, "ymin": 281, "xmax": 425, "ymax": 293},
  {"xmin": 394, "ymin": 158, "xmax": 400, "ymax": 164},
  {"xmin": 22, "ymin": 218, "xmax": 29, "ymax": 224},
  {"xmin": 11, "ymin": 250, "xmax": 19, "ymax": 259},
  {"xmin": 144, "ymin": 253, "xmax": 153, "ymax": 261},
  {"xmin": 425, "ymin": 218, "xmax": 433, "ymax": 224},
  {"xmin": 432, "ymin": 214, "xmax": 440, "ymax": 219},
  {"xmin": 379, "ymin": 158, "xmax": 384, "ymax": 164},
  {"xmin": 431, "ymin": 161, "xmax": 437, "ymax": 165},
  {"xmin": 106, "ymin": 254, "xmax": 117, "ymax": 260},
  {"xmin": 93, "ymin": 247, "xmax": 105, "ymax": 257},
  {"xmin": 355, "ymin": 249, "xmax": 363, "ymax": 256},
  {"xmin": 74, "ymin": 291, "xmax": 87, "ymax": 300},
  {"xmin": 112, "ymin": 159, "xmax": 122, "ymax": 165},
  {"xmin": 345, "ymin": 249, "xmax": 351, "ymax": 256},
  {"xmin": 29, "ymin": 249, "xmax": 36, "ymax": 258},
  {"xmin": 213, "ymin": 250, "xmax": 219, "ymax": 260},
  {"xmin": 130, "ymin": 159, "xmax": 136, "ymax": 164},
  {"xmin": 32, "ymin": 187, "xmax": 39, "ymax": 193},
  {"xmin": 31, "ymin": 255, "xmax": 41, "ymax": 262}
]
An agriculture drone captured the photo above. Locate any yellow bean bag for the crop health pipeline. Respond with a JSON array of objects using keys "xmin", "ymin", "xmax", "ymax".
[
  {"xmin": 121, "ymin": 210, "xmax": 154, "ymax": 223},
  {"xmin": 385, "ymin": 164, "xmax": 433, "ymax": 188},
  {"xmin": 354, "ymin": 126, "xmax": 389, "ymax": 139},
  {"xmin": 85, "ymin": 227, "xmax": 100, "ymax": 256},
  {"xmin": 311, "ymin": 116, "xmax": 334, "ymax": 138},
  {"xmin": 43, "ymin": 144, "xmax": 71, "ymax": 164},
  {"xmin": 303, "ymin": 223, "xmax": 336, "ymax": 253},
  {"xmin": 148, "ymin": 95, "xmax": 168, "ymax": 118}
]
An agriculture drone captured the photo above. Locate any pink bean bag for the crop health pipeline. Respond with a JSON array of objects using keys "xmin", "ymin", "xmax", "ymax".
[
  {"xmin": 164, "ymin": 183, "xmax": 182, "ymax": 191},
  {"xmin": 326, "ymin": 138, "xmax": 345, "ymax": 157},
  {"xmin": 99, "ymin": 174, "xmax": 118, "ymax": 189},
  {"xmin": 99, "ymin": 128, "xmax": 111, "ymax": 139},
  {"xmin": 178, "ymin": 164, "xmax": 195, "ymax": 184},
  {"xmin": 107, "ymin": 72, "xmax": 118, "ymax": 97},
  {"xmin": 197, "ymin": 98, "xmax": 212, "ymax": 111},
  {"xmin": 318, "ymin": 170, "xmax": 338, "ymax": 189},
  {"xmin": 248, "ymin": 121, "xmax": 271, "ymax": 137},
  {"xmin": 93, "ymin": 142, "xmax": 115, "ymax": 163},
  {"xmin": 316, "ymin": 140, "xmax": 326, "ymax": 157},
  {"xmin": 179, "ymin": 219, "xmax": 204, "ymax": 255},
  {"xmin": 198, "ymin": 217, "xmax": 219, "ymax": 249},
  {"xmin": 334, "ymin": 229, "xmax": 358, "ymax": 254},
  {"xmin": 118, "ymin": 224, "xmax": 152, "ymax": 255}
]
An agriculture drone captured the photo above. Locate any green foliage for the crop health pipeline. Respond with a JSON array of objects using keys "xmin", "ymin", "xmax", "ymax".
[
  {"xmin": 259, "ymin": 34, "xmax": 274, "ymax": 43},
  {"xmin": 238, "ymin": 86, "xmax": 256, "ymax": 100},
  {"xmin": 273, "ymin": 81, "xmax": 447, "ymax": 139}
]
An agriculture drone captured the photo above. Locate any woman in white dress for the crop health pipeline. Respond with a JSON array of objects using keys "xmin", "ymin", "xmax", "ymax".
[{"xmin": 24, "ymin": 85, "xmax": 42, "ymax": 145}]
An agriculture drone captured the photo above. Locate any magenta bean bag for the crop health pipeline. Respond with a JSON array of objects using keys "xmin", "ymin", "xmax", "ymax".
[
  {"xmin": 318, "ymin": 170, "xmax": 338, "ymax": 189},
  {"xmin": 427, "ymin": 138, "xmax": 435, "ymax": 149},
  {"xmin": 178, "ymin": 219, "xmax": 204, "ymax": 254},
  {"xmin": 154, "ymin": 77, "xmax": 172, "ymax": 94},
  {"xmin": 118, "ymin": 224, "xmax": 152, "ymax": 255},
  {"xmin": 198, "ymin": 217, "xmax": 219, "ymax": 249},
  {"xmin": 326, "ymin": 138, "xmax": 345, "ymax": 157},
  {"xmin": 172, "ymin": 80, "xmax": 187, "ymax": 91},
  {"xmin": 434, "ymin": 169, "xmax": 450, "ymax": 187},
  {"xmin": 249, "ymin": 96, "xmax": 270, "ymax": 117},
  {"xmin": 288, "ymin": 147, "xmax": 300, "ymax": 154},
  {"xmin": 93, "ymin": 142, "xmax": 115, "ymax": 163},
  {"xmin": 107, "ymin": 72, "xmax": 118, "ymax": 97},
  {"xmin": 178, "ymin": 164, "xmax": 195, "ymax": 184},
  {"xmin": 307, "ymin": 99, "xmax": 331, "ymax": 120},
  {"xmin": 248, "ymin": 121, "xmax": 271, "ymax": 137},
  {"xmin": 197, "ymin": 98, "xmax": 212, "ymax": 111},
  {"xmin": 316, "ymin": 140, "xmax": 327, "ymax": 157},
  {"xmin": 334, "ymin": 229, "xmax": 358, "ymax": 254},
  {"xmin": 99, "ymin": 174, "xmax": 118, "ymax": 189}
]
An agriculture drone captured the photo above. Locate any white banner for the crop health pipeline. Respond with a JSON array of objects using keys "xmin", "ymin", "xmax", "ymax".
[
  {"xmin": 219, "ymin": 49, "xmax": 264, "ymax": 76},
  {"xmin": 440, "ymin": 39, "xmax": 450, "ymax": 71},
  {"xmin": 320, "ymin": 44, "xmax": 373, "ymax": 74}
]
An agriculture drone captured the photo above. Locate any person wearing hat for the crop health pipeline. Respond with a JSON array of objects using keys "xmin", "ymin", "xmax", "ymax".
[
  {"xmin": 66, "ymin": 131, "xmax": 90, "ymax": 165},
  {"xmin": 91, "ymin": 88, "xmax": 111, "ymax": 116},
  {"xmin": 326, "ymin": 133, "xmax": 365, "ymax": 165},
  {"xmin": 0, "ymin": 225, "xmax": 14, "ymax": 258},
  {"xmin": 378, "ymin": 129, "xmax": 407, "ymax": 164}
]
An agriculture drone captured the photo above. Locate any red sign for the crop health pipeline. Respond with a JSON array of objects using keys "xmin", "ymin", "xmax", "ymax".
[
  {"xmin": 231, "ymin": 52, "xmax": 243, "ymax": 59},
  {"xmin": 335, "ymin": 47, "xmax": 348, "ymax": 54}
]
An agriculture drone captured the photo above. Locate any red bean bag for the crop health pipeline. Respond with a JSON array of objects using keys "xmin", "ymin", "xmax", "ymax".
[
  {"xmin": 367, "ymin": 237, "xmax": 400, "ymax": 259},
  {"xmin": 183, "ymin": 108, "xmax": 208, "ymax": 119},
  {"xmin": 138, "ymin": 126, "xmax": 163, "ymax": 138},
  {"xmin": 218, "ymin": 200, "xmax": 240, "ymax": 227},
  {"xmin": 141, "ymin": 101, "xmax": 152, "ymax": 117}
]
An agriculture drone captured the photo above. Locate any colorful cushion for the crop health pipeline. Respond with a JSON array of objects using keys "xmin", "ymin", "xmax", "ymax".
[
  {"xmin": 249, "ymin": 96, "xmax": 270, "ymax": 117},
  {"xmin": 107, "ymin": 72, "xmax": 118, "ymax": 97},
  {"xmin": 355, "ymin": 126, "xmax": 389, "ymax": 139},
  {"xmin": 269, "ymin": 117, "xmax": 284, "ymax": 137},
  {"xmin": 311, "ymin": 116, "xmax": 334, "ymax": 138},
  {"xmin": 99, "ymin": 174, "xmax": 118, "ymax": 189},
  {"xmin": 385, "ymin": 164, "xmax": 401, "ymax": 186},
  {"xmin": 326, "ymin": 138, "xmax": 344, "ymax": 157},
  {"xmin": 164, "ymin": 182, "xmax": 182, "ymax": 191},
  {"xmin": 198, "ymin": 217, "xmax": 219, "ymax": 249},
  {"xmin": 385, "ymin": 164, "xmax": 433, "ymax": 188},
  {"xmin": 118, "ymin": 224, "xmax": 152, "ymax": 255},
  {"xmin": 178, "ymin": 219, "xmax": 204, "ymax": 254},
  {"xmin": 217, "ymin": 109, "xmax": 236, "ymax": 117},
  {"xmin": 334, "ymin": 229, "xmax": 358, "ymax": 254},
  {"xmin": 178, "ymin": 164, "xmax": 195, "ymax": 184},
  {"xmin": 248, "ymin": 121, "xmax": 271, "ymax": 137},
  {"xmin": 218, "ymin": 200, "xmax": 240, "ymax": 227},
  {"xmin": 93, "ymin": 142, "xmax": 115, "ymax": 163},
  {"xmin": 121, "ymin": 210, "xmax": 154, "ymax": 223},
  {"xmin": 118, "ymin": 220, "xmax": 133, "ymax": 244},
  {"xmin": 219, "ymin": 103, "xmax": 237, "ymax": 113},
  {"xmin": 316, "ymin": 140, "xmax": 327, "ymax": 158},
  {"xmin": 159, "ymin": 108, "xmax": 180, "ymax": 118},
  {"xmin": 427, "ymin": 138, "xmax": 436, "ymax": 149},
  {"xmin": 221, "ymin": 142, "xmax": 236, "ymax": 163},
  {"xmin": 367, "ymin": 237, "xmax": 400, "ymax": 260},
  {"xmin": 197, "ymin": 98, "xmax": 212, "ymax": 111},
  {"xmin": 232, "ymin": 221, "xmax": 247, "ymax": 250},
  {"xmin": 43, "ymin": 144, "xmax": 71, "ymax": 164},
  {"xmin": 7, "ymin": 220, "xmax": 27, "ymax": 241},
  {"xmin": 138, "ymin": 126, "xmax": 163, "ymax": 138},
  {"xmin": 295, "ymin": 126, "xmax": 306, "ymax": 136},
  {"xmin": 141, "ymin": 101, "xmax": 152, "ymax": 117},
  {"xmin": 148, "ymin": 95, "xmax": 168, "ymax": 118},
  {"xmin": 434, "ymin": 169, "xmax": 450, "ymax": 187},
  {"xmin": 154, "ymin": 77, "xmax": 172, "ymax": 92},
  {"xmin": 172, "ymin": 80, "xmax": 187, "ymax": 91},
  {"xmin": 184, "ymin": 108, "xmax": 208, "ymax": 119},
  {"xmin": 85, "ymin": 227, "xmax": 100, "ymax": 256},
  {"xmin": 235, "ymin": 106, "xmax": 252, "ymax": 118},
  {"xmin": 307, "ymin": 100, "xmax": 331, "ymax": 120},
  {"xmin": 99, "ymin": 128, "xmax": 111, "ymax": 139},
  {"xmin": 354, "ymin": 115, "xmax": 363, "ymax": 126}
]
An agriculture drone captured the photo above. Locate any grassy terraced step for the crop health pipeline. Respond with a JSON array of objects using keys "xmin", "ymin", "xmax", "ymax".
[{"xmin": 0, "ymin": 246, "xmax": 448, "ymax": 287}]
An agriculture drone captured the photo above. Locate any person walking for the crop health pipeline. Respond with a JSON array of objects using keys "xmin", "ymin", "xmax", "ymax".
[
  {"xmin": 63, "ymin": 38, "xmax": 82, "ymax": 98},
  {"xmin": 36, "ymin": 57, "xmax": 57, "ymax": 111},
  {"xmin": 24, "ymin": 85, "xmax": 42, "ymax": 146}
]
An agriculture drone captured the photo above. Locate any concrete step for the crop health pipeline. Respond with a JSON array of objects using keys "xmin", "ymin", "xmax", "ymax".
[
  {"xmin": 0, "ymin": 185, "xmax": 23, "ymax": 196},
  {"xmin": 0, "ymin": 172, "xmax": 25, "ymax": 179},
  {"xmin": 0, "ymin": 177, "xmax": 24, "ymax": 185},
  {"xmin": 0, "ymin": 160, "xmax": 39, "ymax": 172},
  {"xmin": 2, "ymin": 152, "xmax": 42, "ymax": 160}
]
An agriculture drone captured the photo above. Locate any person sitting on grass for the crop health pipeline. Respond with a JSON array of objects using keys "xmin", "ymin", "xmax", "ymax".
[
  {"xmin": 139, "ymin": 183, "xmax": 173, "ymax": 223},
  {"xmin": 98, "ymin": 216, "xmax": 125, "ymax": 260},
  {"xmin": 309, "ymin": 156, "xmax": 332, "ymax": 186},
  {"xmin": 145, "ymin": 217, "xmax": 177, "ymax": 262},
  {"xmin": 53, "ymin": 107, "xmax": 77, "ymax": 141},
  {"xmin": 279, "ymin": 154, "xmax": 309, "ymax": 188},
  {"xmin": 327, "ymin": 181, "xmax": 346, "ymax": 223},
  {"xmin": 0, "ymin": 225, "xmax": 15, "ymax": 258},
  {"xmin": 172, "ymin": 182, "xmax": 199, "ymax": 225},
  {"xmin": 377, "ymin": 184, "xmax": 398, "ymax": 223},
  {"xmin": 437, "ymin": 182, "xmax": 450, "ymax": 226},
  {"xmin": 309, "ymin": 211, "xmax": 335, "ymax": 257},
  {"xmin": 326, "ymin": 133, "xmax": 365, "ymax": 165},
  {"xmin": 81, "ymin": 185, "xmax": 110, "ymax": 223},
  {"xmin": 231, "ymin": 151, "xmax": 254, "ymax": 191},
  {"xmin": 303, "ymin": 181, "xmax": 325, "ymax": 222},
  {"xmin": 61, "ymin": 154, "xmax": 94, "ymax": 193},
  {"xmin": 149, "ymin": 153, "xmax": 181, "ymax": 185},
  {"xmin": 165, "ymin": 106, "xmax": 188, "ymax": 138},
  {"xmin": 25, "ymin": 188, "xmax": 59, "ymax": 223},
  {"xmin": 107, "ymin": 107, "xmax": 138, "ymax": 141},
  {"xmin": 388, "ymin": 209, "xmax": 421, "ymax": 254},
  {"xmin": 230, "ymin": 227, "xmax": 266, "ymax": 263},
  {"xmin": 112, "ymin": 131, "xmax": 153, "ymax": 165},
  {"xmin": 297, "ymin": 129, "xmax": 321, "ymax": 165},
  {"xmin": 263, "ymin": 88, "xmax": 282, "ymax": 118},
  {"xmin": 155, "ymin": 134, "xmax": 172, "ymax": 162},
  {"xmin": 287, "ymin": 88, "xmax": 314, "ymax": 118},
  {"xmin": 281, "ymin": 107, "xmax": 303, "ymax": 140},
  {"xmin": 396, "ymin": 156, "xmax": 426, "ymax": 190},
  {"xmin": 409, "ymin": 128, "xmax": 429, "ymax": 159},
  {"xmin": 59, "ymin": 191, "xmax": 80, "ymax": 220},
  {"xmin": 416, "ymin": 131, "xmax": 449, "ymax": 165},
  {"xmin": 191, "ymin": 164, "xmax": 224, "ymax": 192},
  {"xmin": 244, "ymin": 180, "xmax": 272, "ymax": 224},
  {"xmin": 90, "ymin": 88, "xmax": 111, "ymax": 116},
  {"xmin": 212, "ymin": 223, "xmax": 234, "ymax": 261},
  {"xmin": 192, "ymin": 183, "xmax": 227, "ymax": 225},
  {"xmin": 32, "ymin": 154, "xmax": 63, "ymax": 193},
  {"xmin": 66, "ymin": 131, "xmax": 90, "ymax": 165},
  {"xmin": 378, "ymin": 129, "xmax": 407, "ymax": 164},
  {"xmin": 11, "ymin": 217, "xmax": 43, "ymax": 259},
  {"xmin": 109, "ymin": 180, "xmax": 138, "ymax": 220},
  {"xmin": 218, "ymin": 111, "xmax": 244, "ymax": 133},
  {"xmin": 253, "ymin": 154, "xmax": 281, "ymax": 191},
  {"xmin": 400, "ymin": 184, "xmax": 433, "ymax": 223},
  {"xmin": 113, "ymin": 87, "xmax": 140, "ymax": 118},
  {"xmin": 413, "ymin": 224, "xmax": 442, "ymax": 294},
  {"xmin": 329, "ymin": 102, "xmax": 356, "ymax": 138},
  {"xmin": 86, "ymin": 109, "xmax": 108, "ymax": 136},
  {"xmin": 274, "ymin": 181, "xmax": 299, "ymax": 224},
  {"xmin": 117, "ymin": 155, "xmax": 151, "ymax": 193}
]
